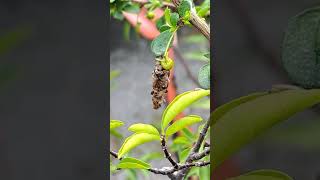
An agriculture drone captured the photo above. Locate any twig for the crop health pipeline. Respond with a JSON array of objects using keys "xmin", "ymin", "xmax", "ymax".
[
  {"xmin": 173, "ymin": 47, "xmax": 200, "ymax": 87},
  {"xmin": 132, "ymin": 0, "xmax": 176, "ymax": 9},
  {"xmin": 172, "ymin": 0, "xmax": 210, "ymax": 40},
  {"xmin": 175, "ymin": 118, "xmax": 211, "ymax": 179},
  {"xmin": 148, "ymin": 161, "xmax": 210, "ymax": 175},
  {"xmin": 161, "ymin": 135, "xmax": 179, "ymax": 169},
  {"xmin": 110, "ymin": 150, "xmax": 120, "ymax": 159},
  {"xmin": 189, "ymin": 147, "xmax": 210, "ymax": 161}
]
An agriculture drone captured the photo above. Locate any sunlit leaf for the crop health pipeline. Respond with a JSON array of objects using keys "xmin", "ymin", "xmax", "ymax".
[
  {"xmin": 212, "ymin": 89, "xmax": 320, "ymax": 169},
  {"xmin": 128, "ymin": 123, "xmax": 160, "ymax": 136},
  {"xmin": 161, "ymin": 89, "xmax": 210, "ymax": 132},
  {"xmin": 110, "ymin": 120, "xmax": 124, "ymax": 130},
  {"xmin": 117, "ymin": 157, "xmax": 151, "ymax": 169},
  {"xmin": 166, "ymin": 115, "xmax": 202, "ymax": 137},
  {"xmin": 227, "ymin": 169, "xmax": 293, "ymax": 180},
  {"xmin": 118, "ymin": 133, "xmax": 160, "ymax": 158}
]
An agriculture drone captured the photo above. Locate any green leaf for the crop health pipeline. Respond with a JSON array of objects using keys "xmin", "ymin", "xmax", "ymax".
[
  {"xmin": 185, "ymin": 167, "xmax": 200, "ymax": 179},
  {"xmin": 159, "ymin": 25, "xmax": 171, "ymax": 32},
  {"xmin": 151, "ymin": 30, "xmax": 173, "ymax": 56},
  {"xmin": 204, "ymin": 53, "xmax": 210, "ymax": 59},
  {"xmin": 156, "ymin": 16, "xmax": 166, "ymax": 30},
  {"xmin": 128, "ymin": 123, "xmax": 160, "ymax": 136},
  {"xmin": 164, "ymin": 8, "xmax": 172, "ymax": 26},
  {"xmin": 178, "ymin": 0, "xmax": 191, "ymax": 17},
  {"xmin": 118, "ymin": 133, "xmax": 160, "ymax": 158},
  {"xmin": 196, "ymin": 0, "xmax": 209, "ymax": 18},
  {"xmin": 190, "ymin": 98, "xmax": 210, "ymax": 109},
  {"xmin": 198, "ymin": 63, "xmax": 210, "ymax": 89},
  {"xmin": 140, "ymin": 152, "xmax": 163, "ymax": 162},
  {"xmin": 117, "ymin": 157, "xmax": 151, "ymax": 169},
  {"xmin": 282, "ymin": 7, "xmax": 320, "ymax": 88},
  {"xmin": 170, "ymin": 12, "xmax": 180, "ymax": 27},
  {"xmin": 212, "ymin": 89, "xmax": 320, "ymax": 169},
  {"xmin": 110, "ymin": 120, "xmax": 124, "ymax": 130},
  {"xmin": 166, "ymin": 115, "xmax": 202, "ymax": 136},
  {"xmin": 113, "ymin": 11, "xmax": 124, "ymax": 20},
  {"xmin": 110, "ymin": 0, "xmax": 115, "ymax": 3},
  {"xmin": 199, "ymin": 163, "xmax": 210, "ymax": 180},
  {"xmin": 211, "ymin": 92, "xmax": 268, "ymax": 126},
  {"xmin": 110, "ymin": 129, "xmax": 123, "ymax": 139},
  {"xmin": 227, "ymin": 169, "xmax": 293, "ymax": 180},
  {"xmin": 123, "ymin": 3, "xmax": 140, "ymax": 14},
  {"xmin": 181, "ymin": 127, "xmax": 196, "ymax": 141},
  {"xmin": 178, "ymin": 147, "xmax": 191, "ymax": 163},
  {"xmin": 161, "ymin": 89, "xmax": 210, "ymax": 131},
  {"xmin": 172, "ymin": 136, "xmax": 191, "ymax": 146}
]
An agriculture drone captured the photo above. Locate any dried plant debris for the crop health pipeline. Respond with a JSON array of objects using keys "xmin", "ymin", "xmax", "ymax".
[{"xmin": 151, "ymin": 61, "xmax": 170, "ymax": 109}]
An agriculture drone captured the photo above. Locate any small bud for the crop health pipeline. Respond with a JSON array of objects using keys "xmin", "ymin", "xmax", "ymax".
[
  {"xmin": 146, "ymin": 11, "xmax": 155, "ymax": 20},
  {"xmin": 160, "ymin": 57, "xmax": 174, "ymax": 70}
]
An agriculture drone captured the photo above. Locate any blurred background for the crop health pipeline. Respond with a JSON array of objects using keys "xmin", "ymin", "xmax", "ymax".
[
  {"xmin": 214, "ymin": 0, "xmax": 320, "ymax": 180},
  {"xmin": 0, "ymin": 0, "xmax": 106, "ymax": 180}
]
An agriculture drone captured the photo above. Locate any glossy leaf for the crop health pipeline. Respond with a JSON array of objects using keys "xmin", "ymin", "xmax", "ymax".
[
  {"xmin": 117, "ymin": 157, "xmax": 151, "ymax": 169},
  {"xmin": 118, "ymin": 133, "xmax": 160, "ymax": 158},
  {"xmin": 166, "ymin": 115, "xmax": 202, "ymax": 136},
  {"xmin": 212, "ymin": 89, "xmax": 320, "ymax": 169},
  {"xmin": 198, "ymin": 63, "xmax": 210, "ymax": 89},
  {"xmin": 110, "ymin": 120, "xmax": 124, "ymax": 130},
  {"xmin": 161, "ymin": 89, "xmax": 210, "ymax": 131},
  {"xmin": 128, "ymin": 123, "xmax": 160, "ymax": 136},
  {"xmin": 151, "ymin": 30, "xmax": 173, "ymax": 56},
  {"xmin": 227, "ymin": 169, "xmax": 293, "ymax": 180}
]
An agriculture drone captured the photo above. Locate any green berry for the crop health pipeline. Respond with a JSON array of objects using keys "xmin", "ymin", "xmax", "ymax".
[
  {"xmin": 146, "ymin": 11, "xmax": 155, "ymax": 20},
  {"xmin": 161, "ymin": 57, "xmax": 174, "ymax": 70}
]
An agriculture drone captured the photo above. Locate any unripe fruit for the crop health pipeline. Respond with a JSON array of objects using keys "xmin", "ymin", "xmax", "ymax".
[
  {"xmin": 161, "ymin": 57, "xmax": 174, "ymax": 70},
  {"xmin": 146, "ymin": 11, "xmax": 155, "ymax": 20}
]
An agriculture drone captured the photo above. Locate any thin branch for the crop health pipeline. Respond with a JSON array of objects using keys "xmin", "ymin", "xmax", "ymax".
[
  {"xmin": 189, "ymin": 147, "xmax": 210, "ymax": 161},
  {"xmin": 172, "ymin": 0, "xmax": 210, "ymax": 40},
  {"xmin": 175, "ymin": 118, "xmax": 211, "ymax": 179},
  {"xmin": 173, "ymin": 47, "xmax": 200, "ymax": 87},
  {"xmin": 161, "ymin": 135, "xmax": 179, "ymax": 169},
  {"xmin": 148, "ymin": 161, "xmax": 210, "ymax": 175},
  {"xmin": 132, "ymin": 0, "xmax": 176, "ymax": 10},
  {"xmin": 110, "ymin": 150, "xmax": 119, "ymax": 159}
]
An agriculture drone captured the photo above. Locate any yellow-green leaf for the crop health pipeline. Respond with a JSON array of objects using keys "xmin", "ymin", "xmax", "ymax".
[
  {"xmin": 161, "ymin": 89, "xmax": 210, "ymax": 132},
  {"xmin": 212, "ymin": 89, "xmax": 320, "ymax": 169},
  {"xmin": 118, "ymin": 133, "xmax": 160, "ymax": 158},
  {"xmin": 117, "ymin": 157, "xmax": 151, "ymax": 169},
  {"xmin": 166, "ymin": 115, "xmax": 202, "ymax": 137},
  {"xmin": 227, "ymin": 169, "xmax": 293, "ymax": 180},
  {"xmin": 128, "ymin": 123, "xmax": 160, "ymax": 136},
  {"xmin": 110, "ymin": 120, "xmax": 124, "ymax": 130}
]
